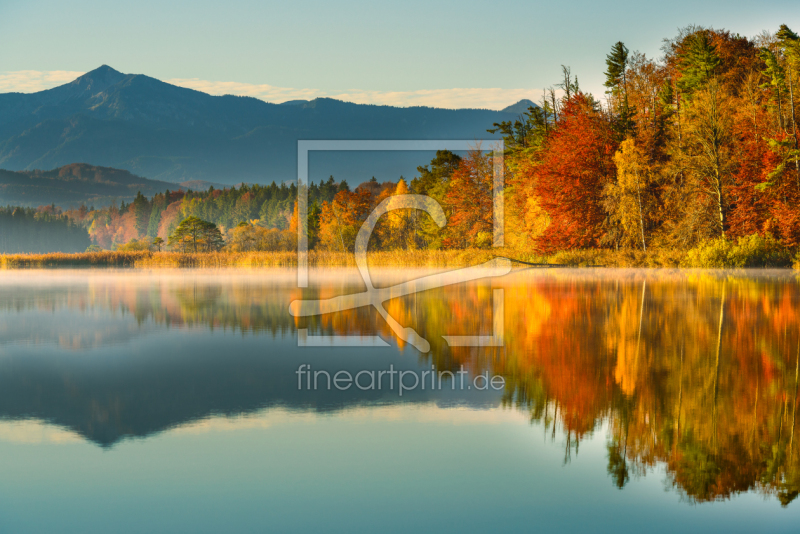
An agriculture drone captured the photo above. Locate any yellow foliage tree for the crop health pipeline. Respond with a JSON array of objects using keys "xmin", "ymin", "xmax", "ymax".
[
  {"xmin": 604, "ymin": 138, "xmax": 655, "ymax": 250},
  {"xmin": 226, "ymin": 223, "xmax": 295, "ymax": 252},
  {"xmin": 374, "ymin": 179, "xmax": 417, "ymax": 250},
  {"xmin": 676, "ymin": 79, "xmax": 736, "ymax": 240}
]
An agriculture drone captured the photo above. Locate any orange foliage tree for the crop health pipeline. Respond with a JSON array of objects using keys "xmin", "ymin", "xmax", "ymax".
[
  {"xmin": 529, "ymin": 94, "xmax": 617, "ymax": 252},
  {"xmin": 318, "ymin": 189, "xmax": 372, "ymax": 251},
  {"xmin": 442, "ymin": 149, "xmax": 495, "ymax": 249}
]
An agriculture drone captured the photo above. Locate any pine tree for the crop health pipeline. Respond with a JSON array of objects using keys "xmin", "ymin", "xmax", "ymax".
[
  {"xmin": 604, "ymin": 41, "xmax": 634, "ymax": 137},
  {"xmin": 132, "ymin": 191, "xmax": 151, "ymax": 237},
  {"xmin": 168, "ymin": 216, "xmax": 224, "ymax": 252},
  {"xmin": 677, "ymin": 31, "xmax": 721, "ymax": 93}
]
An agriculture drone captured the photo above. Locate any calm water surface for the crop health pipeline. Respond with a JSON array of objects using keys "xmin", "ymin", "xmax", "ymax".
[{"xmin": 0, "ymin": 267, "xmax": 799, "ymax": 533}]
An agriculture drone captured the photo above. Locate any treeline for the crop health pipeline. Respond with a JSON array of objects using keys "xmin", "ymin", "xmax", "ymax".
[
  {"xmin": 284, "ymin": 23, "xmax": 800, "ymax": 257},
  {"xmin": 0, "ymin": 207, "xmax": 91, "ymax": 253},
  {"xmin": 53, "ymin": 179, "xmax": 348, "ymax": 250},
  {"xmin": 490, "ymin": 24, "xmax": 800, "ymax": 254}
]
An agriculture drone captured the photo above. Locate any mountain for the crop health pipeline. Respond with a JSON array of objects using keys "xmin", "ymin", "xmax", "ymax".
[
  {"xmin": 501, "ymin": 99, "xmax": 538, "ymax": 115},
  {"xmin": 0, "ymin": 66, "xmax": 534, "ymax": 185},
  {"xmin": 0, "ymin": 163, "xmax": 183, "ymax": 208}
]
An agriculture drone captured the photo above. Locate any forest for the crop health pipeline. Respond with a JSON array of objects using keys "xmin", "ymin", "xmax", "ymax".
[
  {"xmin": 476, "ymin": 23, "xmax": 800, "ymax": 261},
  {"xmin": 4, "ymin": 24, "xmax": 800, "ymax": 265},
  {"xmin": 0, "ymin": 206, "xmax": 91, "ymax": 253}
]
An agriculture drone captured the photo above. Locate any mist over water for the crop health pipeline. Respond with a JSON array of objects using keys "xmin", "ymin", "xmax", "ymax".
[{"xmin": 0, "ymin": 268, "xmax": 799, "ymax": 533}]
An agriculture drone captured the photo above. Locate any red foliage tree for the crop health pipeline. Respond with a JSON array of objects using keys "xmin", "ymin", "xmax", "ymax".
[
  {"xmin": 727, "ymin": 107, "xmax": 773, "ymax": 238},
  {"xmin": 531, "ymin": 94, "xmax": 617, "ymax": 252}
]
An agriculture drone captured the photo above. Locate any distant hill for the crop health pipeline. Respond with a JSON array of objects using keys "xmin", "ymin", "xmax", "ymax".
[
  {"xmin": 501, "ymin": 99, "xmax": 538, "ymax": 115},
  {"xmin": 0, "ymin": 66, "xmax": 535, "ymax": 185},
  {"xmin": 0, "ymin": 163, "xmax": 182, "ymax": 208},
  {"xmin": 176, "ymin": 179, "xmax": 230, "ymax": 192}
]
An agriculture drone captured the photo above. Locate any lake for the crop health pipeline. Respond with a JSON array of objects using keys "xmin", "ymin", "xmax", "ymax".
[{"xmin": 0, "ymin": 267, "xmax": 798, "ymax": 533}]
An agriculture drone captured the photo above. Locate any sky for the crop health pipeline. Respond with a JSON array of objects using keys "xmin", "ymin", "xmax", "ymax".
[{"xmin": 1, "ymin": 0, "xmax": 798, "ymax": 109}]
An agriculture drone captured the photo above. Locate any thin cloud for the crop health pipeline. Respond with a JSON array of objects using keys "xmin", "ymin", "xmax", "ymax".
[
  {"xmin": 328, "ymin": 88, "xmax": 540, "ymax": 110},
  {"xmin": 168, "ymin": 78, "xmax": 540, "ymax": 109},
  {"xmin": 0, "ymin": 70, "xmax": 83, "ymax": 93},
  {"xmin": 163, "ymin": 78, "xmax": 322, "ymax": 103},
  {"xmin": 1, "ymin": 70, "xmax": 540, "ymax": 110}
]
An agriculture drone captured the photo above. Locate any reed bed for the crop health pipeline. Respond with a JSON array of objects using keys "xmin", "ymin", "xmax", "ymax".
[
  {"xmin": 1, "ymin": 251, "xmax": 151, "ymax": 268},
  {"xmin": 135, "ymin": 249, "xmax": 513, "ymax": 268},
  {"xmin": 1, "ymin": 249, "xmax": 524, "ymax": 269},
  {"xmin": 2, "ymin": 247, "xmax": 797, "ymax": 269}
]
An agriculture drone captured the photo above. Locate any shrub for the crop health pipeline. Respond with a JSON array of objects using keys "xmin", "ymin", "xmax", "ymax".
[
  {"xmin": 225, "ymin": 224, "xmax": 296, "ymax": 252},
  {"xmin": 683, "ymin": 235, "xmax": 792, "ymax": 268},
  {"xmin": 116, "ymin": 237, "xmax": 153, "ymax": 252}
]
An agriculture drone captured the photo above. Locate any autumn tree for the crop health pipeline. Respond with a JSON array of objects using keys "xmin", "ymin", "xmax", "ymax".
[
  {"xmin": 531, "ymin": 94, "xmax": 617, "ymax": 252},
  {"xmin": 226, "ymin": 223, "xmax": 295, "ymax": 252},
  {"xmin": 676, "ymin": 79, "xmax": 736, "ymax": 240},
  {"xmin": 168, "ymin": 216, "xmax": 224, "ymax": 252},
  {"xmin": 373, "ymin": 179, "xmax": 417, "ymax": 250},
  {"xmin": 604, "ymin": 139, "xmax": 655, "ymax": 250},
  {"xmin": 442, "ymin": 149, "xmax": 495, "ymax": 249},
  {"xmin": 317, "ymin": 189, "xmax": 372, "ymax": 252},
  {"xmin": 726, "ymin": 73, "xmax": 773, "ymax": 239},
  {"xmin": 625, "ymin": 52, "xmax": 670, "ymax": 156}
]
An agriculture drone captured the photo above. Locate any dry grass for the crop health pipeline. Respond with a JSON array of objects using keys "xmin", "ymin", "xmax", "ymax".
[
  {"xmin": 1, "ymin": 249, "xmax": 515, "ymax": 269},
  {"xmin": 1, "ymin": 251, "xmax": 151, "ymax": 268},
  {"xmin": 136, "ymin": 249, "xmax": 513, "ymax": 268},
  {"xmin": 547, "ymin": 248, "xmax": 686, "ymax": 267},
  {"xmin": 2, "ymin": 247, "xmax": 796, "ymax": 269}
]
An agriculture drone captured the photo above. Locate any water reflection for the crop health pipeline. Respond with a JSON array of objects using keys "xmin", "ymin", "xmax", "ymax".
[{"xmin": 0, "ymin": 268, "xmax": 799, "ymax": 507}]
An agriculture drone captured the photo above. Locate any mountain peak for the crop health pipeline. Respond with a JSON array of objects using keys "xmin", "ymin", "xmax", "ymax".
[
  {"xmin": 41, "ymin": 65, "xmax": 128, "ymax": 102},
  {"xmin": 72, "ymin": 65, "xmax": 126, "ymax": 91},
  {"xmin": 85, "ymin": 64, "xmax": 123, "ymax": 77},
  {"xmin": 501, "ymin": 99, "xmax": 538, "ymax": 114}
]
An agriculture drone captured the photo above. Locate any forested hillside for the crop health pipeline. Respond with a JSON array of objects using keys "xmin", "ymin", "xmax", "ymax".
[{"xmin": 0, "ymin": 164, "xmax": 200, "ymax": 208}]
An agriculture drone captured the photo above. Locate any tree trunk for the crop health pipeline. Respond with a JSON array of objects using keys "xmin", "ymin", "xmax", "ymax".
[
  {"xmin": 787, "ymin": 68, "xmax": 800, "ymax": 189},
  {"xmin": 635, "ymin": 169, "xmax": 646, "ymax": 251},
  {"xmin": 716, "ymin": 182, "xmax": 726, "ymax": 239}
]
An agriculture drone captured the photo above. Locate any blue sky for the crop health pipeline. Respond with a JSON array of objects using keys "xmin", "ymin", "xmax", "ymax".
[{"xmin": 1, "ymin": 0, "xmax": 798, "ymax": 108}]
